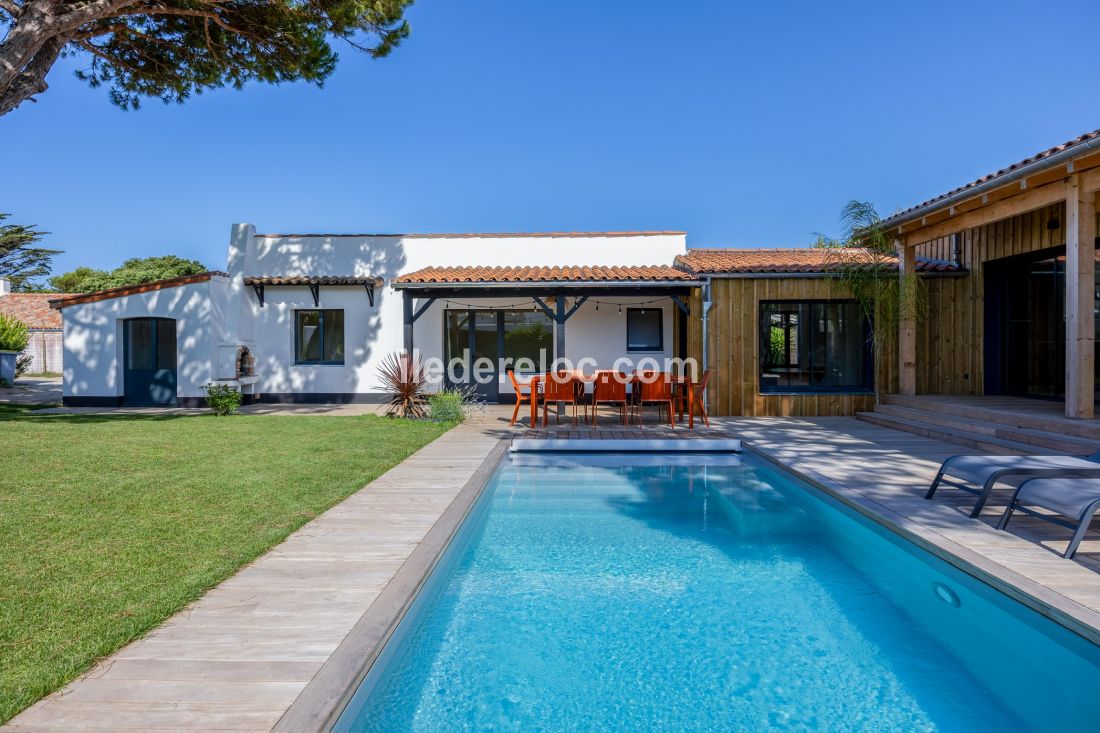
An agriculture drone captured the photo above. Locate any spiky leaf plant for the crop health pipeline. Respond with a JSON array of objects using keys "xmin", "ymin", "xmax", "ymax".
[{"xmin": 376, "ymin": 352, "xmax": 429, "ymax": 419}]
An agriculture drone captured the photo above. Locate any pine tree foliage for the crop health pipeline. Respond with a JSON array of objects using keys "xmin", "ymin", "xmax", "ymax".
[
  {"xmin": 0, "ymin": 213, "xmax": 58, "ymax": 291},
  {"xmin": 0, "ymin": 0, "xmax": 414, "ymax": 116}
]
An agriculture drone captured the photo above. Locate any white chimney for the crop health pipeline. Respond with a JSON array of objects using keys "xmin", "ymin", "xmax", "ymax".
[{"xmin": 0, "ymin": 277, "xmax": 10, "ymax": 296}]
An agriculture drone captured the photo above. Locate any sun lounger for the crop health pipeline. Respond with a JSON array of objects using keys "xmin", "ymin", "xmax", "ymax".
[
  {"xmin": 996, "ymin": 478, "xmax": 1100, "ymax": 558},
  {"xmin": 924, "ymin": 452, "xmax": 1100, "ymax": 518}
]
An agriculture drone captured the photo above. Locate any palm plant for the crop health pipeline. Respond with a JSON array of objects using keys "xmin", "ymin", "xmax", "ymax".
[
  {"xmin": 376, "ymin": 352, "xmax": 429, "ymax": 418},
  {"xmin": 819, "ymin": 200, "xmax": 927, "ymax": 400}
]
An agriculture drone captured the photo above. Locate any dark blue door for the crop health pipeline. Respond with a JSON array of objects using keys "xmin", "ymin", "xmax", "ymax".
[{"xmin": 123, "ymin": 318, "xmax": 177, "ymax": 406}]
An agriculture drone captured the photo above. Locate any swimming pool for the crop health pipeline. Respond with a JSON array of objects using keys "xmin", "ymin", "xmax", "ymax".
[{"xmin": 334, "ymin": 452, "xmax": 1100, "ymax": 732}]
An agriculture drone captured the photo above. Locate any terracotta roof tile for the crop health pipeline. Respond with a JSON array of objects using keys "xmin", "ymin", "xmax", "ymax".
[
  {"xmin": 242, "ymin": 275, "xmax": 383, "ymax": 286},
  {"xmin": 675, "ymin": 248, "xmax": 961, "ymax": 274},
  {"xmin": 393, "ymin": 265, "xmax": 698, "ymax": 285},
  {"xmin": 0, "ymin": 293, "xmax": 68, "ymax": 329},
  {"xmin": 50, "ymin": 272, "xmax": 228, "ymax": 309},
  {"xmin": 882, "ymin": 127, "xmax": 1100, "ymax": 227},
  {"xmin": 254, "ymin": 231, "xmax": 686, "ymax": 239}
]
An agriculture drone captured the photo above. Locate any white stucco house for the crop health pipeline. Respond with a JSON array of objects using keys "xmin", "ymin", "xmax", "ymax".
[{"xmin": 51, "ymin": 225, "xmax": 695, "ymax": 406}]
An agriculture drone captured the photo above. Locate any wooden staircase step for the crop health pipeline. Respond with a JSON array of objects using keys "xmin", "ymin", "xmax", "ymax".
[
  {"xmin": 871, "ymin": 404, "xmax": 1100, "ymax": 455},
  {"xmin": 880, "ymin": 394, "xmax": 1100, "ymax": 442},
  {"xmin": 855, "ymin": 411, "xmax": 1041, "ymax": 455}
]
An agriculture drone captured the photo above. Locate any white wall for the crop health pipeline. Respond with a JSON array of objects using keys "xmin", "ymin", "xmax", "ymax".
[
  {"xmin": 59, "ymin": 227, "xmax": 689, "ymax": 402},
  {"xmin": 229, "ymin": 228, "xmax": 687, "ymax": 399},
  {"xmin": 61, "ymin": 279, "xmax": 223, "ymax": 402},
  {"xmin": 410, "ymin": 296, "xmax": 677, "ymax": 395}
]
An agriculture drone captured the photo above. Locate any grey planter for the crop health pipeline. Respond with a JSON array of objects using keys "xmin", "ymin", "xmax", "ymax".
[{"xmin": 0, "ymin": 350, "xmax": 17, "ymax": 385}]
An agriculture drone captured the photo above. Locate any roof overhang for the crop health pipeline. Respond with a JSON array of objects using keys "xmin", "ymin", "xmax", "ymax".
[
  {"xmin": 49, "ymin": 272, "xmax": 228, "ymax": 310},
  {"xmin": 243, "ymin": 275, "xmax": 382, "ymax": 308},
  {"xmin": 883, "ymin": 128, "xmax": 1100, "ymax": 242},
  {"xmin": 242, "ymin": 276, "xmax": 383, "ymax": 287},
  {"xmin": 391, "ymin": 279, "xmax": 699, "ymax": 290},
  {"xmin": 697, "ymin": 269, "xmax": 968, "ymax": 279}
]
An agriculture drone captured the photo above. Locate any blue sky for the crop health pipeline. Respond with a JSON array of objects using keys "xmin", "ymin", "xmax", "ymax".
[{"xmin": 4, "ymin": 0, "xmax": 1100, "ymax": 275}]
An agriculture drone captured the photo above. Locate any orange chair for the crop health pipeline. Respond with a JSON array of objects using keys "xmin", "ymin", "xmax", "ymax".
[
  {"xmin": 634, "ymin": 372, "xmax": 675, "ymax": 427},
  {"xmin": 689, "ymin": 369, "xmax": 711, "ymax": 427},
  {"xmin": 507, "ymin": 369, "xmax": 538, "ymax": 426},
  {"xmin": 591, "ymin": 371, "xmax": 630, "ymax": 427},
  {"xmin": 542, "ymin": 372, "xmax": 580, "ymax": 427}
]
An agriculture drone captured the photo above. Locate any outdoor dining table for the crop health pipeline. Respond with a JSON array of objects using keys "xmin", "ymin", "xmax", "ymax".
[{"xmin": 525, "ymin": 371, "xmax": 694, "ymax": 428}]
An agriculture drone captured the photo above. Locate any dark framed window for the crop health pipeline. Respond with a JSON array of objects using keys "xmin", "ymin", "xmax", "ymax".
[
  {"xmin": 502, "ymin": 311, "xmax": 553, "ymax": 368},
  {"xmin": 295, "ymin": 309, "xmax": 345, "ymax": 364},
  {"xmin": 444, "ymin": 309, "xmax": 553, "ymax": 373},
  {"xmin": 626, "ymin": 308, "xmax": 663, "ymax": 352},
  {"xmin": 759, "ymin": 300, "xmax": 872, "ymax": 393}
]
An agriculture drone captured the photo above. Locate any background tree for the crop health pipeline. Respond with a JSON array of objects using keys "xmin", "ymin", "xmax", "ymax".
[
  {"xmin": 820, "ymin": 200, "xmax": 926, "ymax": 400},
  {"xmin": 50, "ymin": 254, "xmax": 207, "ymax": 292},
  {"xmin": 48, "ymin": 265, "xmax": 103, "ymax": 292},
  {"xmin": 0, "ymin": 0, "xmax": 413, "ymax": 116},
  {"xmin": 0, "ymin": 213, "xmax": 59, "ymax": 291}
]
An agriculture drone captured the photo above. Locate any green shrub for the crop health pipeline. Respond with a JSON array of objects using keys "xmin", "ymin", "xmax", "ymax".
[
  {"xmin": 202, "ymin": 383, "xmax": 242, "ymax": 416},
  {"xmin": 15, "ymin": 354, "xmax": 32, "ymax": 376},
  {"xmin": 428, "ymin": 390, "xmax": 466, "ymax": 423},
  {"xmin": 0, "ymin": 314, "xmax": 29, "ymax": 352}
]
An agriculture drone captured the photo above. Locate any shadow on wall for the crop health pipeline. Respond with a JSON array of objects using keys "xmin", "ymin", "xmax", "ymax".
[
  {"xmin": 65, "ymin": 285, "xmax": 212, "ymax": 398},
  {"xmin": 250, "ymin": 237, "xmax": 408, "ymax": 397}
]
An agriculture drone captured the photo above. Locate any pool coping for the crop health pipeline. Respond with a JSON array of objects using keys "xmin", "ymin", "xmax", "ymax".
[
  {"xmin": 744, "ymin": 442, "xmax": 1100, "ymax": 646},
  {"xmin": 510, "ymin": 437, "xmax": 743, "ymax": 452},
  {"xmin": 271, "ymin": 438, "xmax": 511, "ymax": 733}
]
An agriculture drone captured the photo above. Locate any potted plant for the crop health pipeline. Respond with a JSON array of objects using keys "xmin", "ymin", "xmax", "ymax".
[{"xmin": 0, "ymin": 313, "xmax": 29, "ymax": 386}]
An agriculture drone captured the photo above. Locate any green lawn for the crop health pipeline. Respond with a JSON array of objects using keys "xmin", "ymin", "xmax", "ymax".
[{"xmin": 0, "ymin": 410, "xmax": 450, "ymax": 723}]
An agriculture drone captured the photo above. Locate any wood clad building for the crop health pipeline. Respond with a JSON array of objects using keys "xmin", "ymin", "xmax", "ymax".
[
  {"xmin": 676, "ymin": 249, "xmax": 961, "ymax": 417},
  {"xmin": 886, "ymin": 129, "xmax": 1100, "ymax": 420},
  {"xmin": 678, "ymin": 128, "xmax": 1100, "ymax": 420}
]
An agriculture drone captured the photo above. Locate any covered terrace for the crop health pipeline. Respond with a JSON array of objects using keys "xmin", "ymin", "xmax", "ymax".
[{"xmin": 390, "ymin": 265, "xmax": 702, "ymax": 410}]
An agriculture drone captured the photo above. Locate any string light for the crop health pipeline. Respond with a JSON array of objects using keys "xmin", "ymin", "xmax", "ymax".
[{"xmin": 431, "ymin": 296, "xmax": 671, "ymax": 312}]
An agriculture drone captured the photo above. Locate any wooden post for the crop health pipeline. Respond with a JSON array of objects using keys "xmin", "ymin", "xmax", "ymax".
[
  {"xmin": 554, "ymin": 293, "xmax": 565, "ymax": 362},
  {"xmin": 555, "ymin": 294, "xmax": 565, "ymax": 417},
  {"xmin": 1065, "ymin": 175, "xmax": 1096, "ymax": 419},
  {"xmin": 898, "ymin": 241, "xmax": 917, "ymax": 396},
  {"xmin": 402, "ymin": 290, "xmax": 414, "ymax": 357}
]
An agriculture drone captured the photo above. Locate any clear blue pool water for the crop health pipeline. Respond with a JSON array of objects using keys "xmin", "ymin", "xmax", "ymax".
[{"xmin": 335, "ymin": 452, "xmax": 1100, "ymax": 733}]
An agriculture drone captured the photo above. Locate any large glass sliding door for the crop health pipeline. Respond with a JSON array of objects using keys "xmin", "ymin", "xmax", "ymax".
[
  {"xmin": 444, "ymin": 309, "xmax": 553, "ymax": 401},
  {"xmin": 985, "ymin": 247, "xmax": 1100, "ymax": 400}
]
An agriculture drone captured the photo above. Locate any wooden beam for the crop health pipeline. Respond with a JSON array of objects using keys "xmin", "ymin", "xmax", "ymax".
[
  {"xmin": 900, "ymin": 179, "xmax": 1069, "ymax": 245},
  {"xmin": 410, "ymin": 297, "xmax": 436, "ymax": 323},
  {"xmin": 561, "ymin": 295, "xmax": 589, "ymax": 321},
  {"xmin": 555, "ymin": 295, "xmax": 566, "ymax": 417},
  {"xmin": 898, "ymin": 242, "xmax": 917, "ymax": 396},
  {"xmin": 402, "ymin": 291, "xmax": 414, "ymax": 356},
  {"xmin": 1065, "ymin": 174, "xmax": 1096, "ymax": 419},
  {"xmin": 897, "ymin": 150, "xmax": 1100, "ymax": 242},
  {"xmin": 555, "ymin": 295, "xmax": 565, "ymax": 355},
  {"xmin": 531, "ymin": 297, "xmax": 556, "ymax": 321}
]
